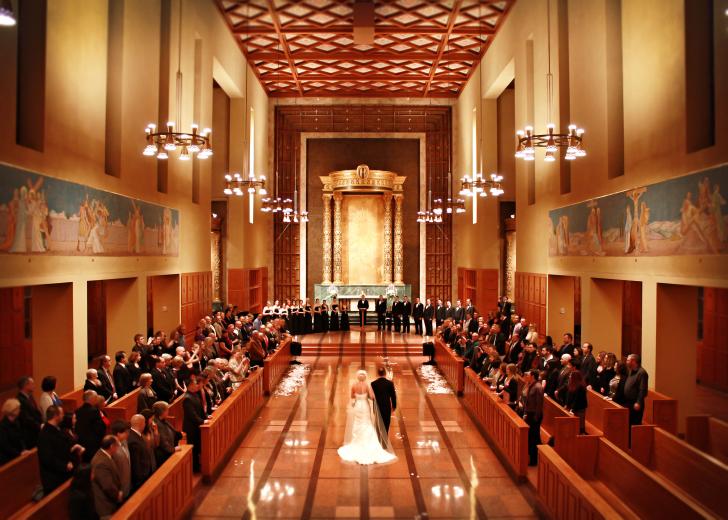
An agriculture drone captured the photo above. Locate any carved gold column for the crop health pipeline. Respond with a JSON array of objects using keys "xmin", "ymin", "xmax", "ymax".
[
  {"xmin": 322, "ymin": 193, "xmax": 333, "ymax": 284},
  {"xmin": 333, "ymin": 191, "xmax": 343, "ymax": 284},
  {"xmin": 382, "ymin": 192, "xmax": 393, "ymax": 284},
  {"xmin": 393, "ymin": 193, "xmax": 404, "ymax": 284}
]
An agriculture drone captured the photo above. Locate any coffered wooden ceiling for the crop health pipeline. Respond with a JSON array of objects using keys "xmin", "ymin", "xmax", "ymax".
[{"xmin": 215, "ymin": 1, "xmax": 515, "ymax": 98}]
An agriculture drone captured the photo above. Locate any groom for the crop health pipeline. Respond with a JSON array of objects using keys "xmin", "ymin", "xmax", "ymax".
[{"xmin": 371, "ymin": 367, "xmax": 397, "ymax": 446}]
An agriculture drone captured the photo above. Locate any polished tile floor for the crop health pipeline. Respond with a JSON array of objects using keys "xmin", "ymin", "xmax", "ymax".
[{"xmin": 192, "ymin": 334, "xmax": 540, "ymax": 519}]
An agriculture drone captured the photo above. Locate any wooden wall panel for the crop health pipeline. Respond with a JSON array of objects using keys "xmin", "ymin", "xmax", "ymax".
[
  {"xmin": 0, "ymin": 287, "xmax": 31, "ymax": 392},
  {"xmin": 274, "ymin": 105, "xmax": 452, "ymax": 301},
  {"xmin": 515, "ymin": 272, "xmax": 547, "ymax": 332},
  {"xmin": 698, "ymin": 287, "xmax": 728, "ymax": 391},
  {"xmin": 227, "ymin": 267, "xmax": 267, "ymax": 313},
  {"xmin": 458, "ymin": 267, "xmax": 499, "ymax": 316},
  {"xmin": 621, "ymin": 280, "xmax": 643, "ymax": 357},
  {"xmin": 181, "ymin": 272, "xmax": 212, "ymax": 342}
]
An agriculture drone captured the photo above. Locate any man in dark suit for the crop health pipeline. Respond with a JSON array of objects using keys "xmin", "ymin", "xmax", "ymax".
[
  {"xmin": 522, "ymin": 370, "xmax": 544, "ymax": 466},
  {"xmin": 182, "ymin": 375, "xmax": 208, "ymax": 473},
  {"xmin": 465, "ymin": 299, "xmax": 476, "ymax": 320},
  {"xmin": 37, "ymin": 405, "xmax": 77, "ymax": 494},
  {"xmin": 16, "ymin": 376, "xmax": 42, "ymax": 449},
  {"xmin": 152, "ymin": 358, "xmax": 174, "ymax": 402},
  {"xmin": 97, "ymin": 355, "xmax": 117, "ymax": 402},
  {"xmin": 558, "ymin": 333, "xmax": 575, "ymax": 358},
  {"xmin": 435, "ymin": 299, "xmax": 446, "ymax": 328},
  {"xmin": 391, "ymin": 296, "xmax": 403, "ymax": 332},
  {"xmin": 623, "ymin": 354, "xmax": 649, "ymax": 426},
  {"xmin": 445, "ymin": 300, "xmax": 455, "ymax": 321},
  {"xmin": 412, "ymin": 297, "xmax": 424, "ymax": 335},
  {"xmin": 357, "ymin": 294, "xmax": 370, "ymax": 328},
  {"xmin": 76, "ymin": 390, "xmax": 107, "ymax": 462},
  {"xmin": 371, "ymin": 367, "xmax": 397, "ymax": 444},
  {"xmin": 127, "ymin": 414, "xmax": 155, "ymax": 492},
  {"xmin": 579, "ymin": 343, "xmax": 598, "ymax": 388},
  {"xmin": 113, "ymin": 351, "xmax": 133, "ymax": 398},
  {"xmin": 554, "ymin": 355, "xmax": 574, "ymax": 405},
  {"xmin": 91, "ymin": 435, "xmax": 123, "ymax": 519},
  {"xmin": 375, "ymin": 295, "xmax": 387, "ymax": 331},
  {"xmin": 453, "ymin": 300, "xmax": 465, "ymax": 324},
  {"xmin": 423, "ymin": 298, "xmax": 435, "ymax": 336},
  {"xmin": 467, "ymin": 312, "xmax": 480, "ymax": 334},
  {"xmin": 401, "ymin": 296, "xmax": 412, "ymax": 334}
]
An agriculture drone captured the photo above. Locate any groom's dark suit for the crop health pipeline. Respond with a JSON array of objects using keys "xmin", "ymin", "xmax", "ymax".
[{"xmin": 371, "ymin": 377, "xmax": 397, "ymax": 434}]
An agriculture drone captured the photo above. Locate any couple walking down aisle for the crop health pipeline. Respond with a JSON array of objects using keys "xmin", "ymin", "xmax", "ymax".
[{"xmin": 337, "ymin": 367, "xmax": 398, "ymax": 465}]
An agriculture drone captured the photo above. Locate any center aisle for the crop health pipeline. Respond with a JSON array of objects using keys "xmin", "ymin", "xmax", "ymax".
[{"xmin": 192, "ymin": 333, "xmax": 540, "ymax": 519}]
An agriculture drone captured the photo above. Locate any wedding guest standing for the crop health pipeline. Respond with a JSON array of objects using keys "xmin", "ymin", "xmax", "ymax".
[
  {"xmin": 0, "ymin": 398, "xmax": 26, "ymax": 465},
  {"xmin": 38, "ymin": 376, "xmax": 63, "ymax": 420},
  {"xmin": 423, "ymin": 298, "xmax": 435, "ymax": 336},
  {"xmin": 91, "ymin": 436, "xmax": 123, "ymax": 519},
  {"xmin": 128, "ymin": 414, "xmax": 155, "ymax": 492},
  {"xmin": 623, "ymin": 354, "xmax": 648, "ymax": 426},
  {"xmin": 17, "ymin": 376, "xmax": 42, "ymax": 448},
  {"xmin": 38, "ymin": 405, "xmax": 77, "ymax": 494},
  {"xmin": 183, "ymin": 375, "xmax": 208, "ymax": 473},
  {"xmin": 521, "ymin": 370, "xmax": 543, "ymax": 466}
]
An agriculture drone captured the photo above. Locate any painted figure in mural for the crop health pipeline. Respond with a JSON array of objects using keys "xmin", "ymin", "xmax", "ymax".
[
  {"xmin": 39, "ymin": 194, "xmax": 51, "ymax": 251},
  {"xmin": 9, "ymin": 186, "xmax": 29, "ymax": 253},
  {"xmin": 624, "ymin": 205, "xmax": 633, "ymax": 253},
  {"xmin": 698, "ymin": 177, "xmax": 711, "ymax": 215},
  {"xmin": 626, "ymin": 188, "xmax": 646, "ymax": 255},
  {"xmin": 28, "ymin": 190, "xmax": 47, "ymax": 252},
  {"xmin": 585, "ymin": 201, "xmax": 604, "ymax": 255},
  {"xmin": 556, "ymin": 215, "xmax": 569, "ymax": 255},
  {"xmin": 711, "ymin": 184, "xmax": 726, "ymax": 244},
  {"xmin": 86, "ymin": 200, "xmax": 109, "ymax": 254},
  {"xmin": 77, "ymin": 194, "xmax": 93, "ymax": 252},
  {"xmin": 161, "ymin": 208, "xmax": 172, "ymax": 255},
  {"xmin": 637, "ymin": 202, "xmax": 650, "ymax": 253},
  {"xmin": 127, "ymin": 200, "xmax": 145, "ymax": 254},
  {"xmin": 0, "ymin": 189, "xmax": 19, "ymax": 251}
]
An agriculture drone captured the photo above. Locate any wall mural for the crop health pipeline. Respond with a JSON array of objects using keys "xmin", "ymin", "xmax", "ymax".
[
  {"xmin": 0, "ymin": 163, "xmax": 179, "ymax": 256},
  {"xmin": 549, "ymin": 164, "xmax": 727, "ymax": 257}
]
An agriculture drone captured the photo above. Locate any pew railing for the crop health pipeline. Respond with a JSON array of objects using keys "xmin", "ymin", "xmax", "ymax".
[
  {"xmin": 111, "ymin": 445, "xmax": 194, "ymax": 519},
  {"xmin": 462, "ymin": 368, "xmax": 528, "ymax": 479},
  {"xmin": 167, "ymin": 394, "xmax": 186, "ymax": 433},
  {"xmin": 645, "ymin": 389, "xmax": 678, "ymax": 435},
  {"xmin": 200, "ymin": 368, "xmax": 265, "ymax": 481},
  {"xmin": 262, "ymin": 337, "xmax": 293, "ymax": 395},
  {"xmin": 685, "ymin": 414, "xmax": 728, "ymax": 465},
  {"xmin": 60, "ymin": 388, "xmax": 84, "ymax": 414},
  {"xmin": 434, "ymin": 338, "xmax": 465, "ymax": 395},
  {"xmin": 11, "ymin": 480, "xmax": 71, "ymax": 520},
  {"xmin": 0, "ymin": 449, "xmax": 40, "ymax": 519},
  {"xmin": 586, "ymin": 388, "xmax": 629, "ymax": 451},
  {"xmin": 104, "ymin": 388, "xmax": 141, "ymax": 423}
]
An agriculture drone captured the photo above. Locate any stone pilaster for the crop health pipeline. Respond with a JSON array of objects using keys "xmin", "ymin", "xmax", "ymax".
[
  {"xmin": 322, "ymin": 193, "xmax": 333, "ymax": 284},
  {"xmin": 382, "ymin": 192, "xmax": 393, "ymax": 284},
  {"xmin": 333, "ymin": 191, "xmax": 343, "ymax": 284},
  {"xmin": 393, "ymin": 194, "xmax": 404, "ymax": 284}
]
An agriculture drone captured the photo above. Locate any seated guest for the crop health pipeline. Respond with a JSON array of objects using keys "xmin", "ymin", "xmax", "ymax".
[
  {"xmin": 152, "ymin": 358, "xmax": 174, "ymax": 403},
  {"xmin": 84, "ymin": 369, "xmax": 112, "ymax": 402},
  {"xmin": 76, "ymin": 390, "xmax": 107, "ymax": 462},
  {"xmin": 97, "ymin": 355, "xmax": 117, "ymax": 402},
  {"xmin": 91, "ymin": 435, "xmax": 123, "ymax": 519},
  {"xmin": 17, "ymin": 376, "xmax": 43, "ymax": 448},
  {"xmin": 0, "ymin": 398, "xmax": 26, "ymax": 465},
  {"xmin": 128, "ymin": 414, "xmax": 156, "ymax": 492},
  {"xmin": 68, "ymin": 463, "xmax": 99, "ymax": 520},
  {"xmin": 39, "ymin": 375, "xmax": 63, "ymax": 420},
  {"xmin": 183, "ymin": 375, "xmax": 208, "ymax": 473},
  {"xmin": 137, "ymin": 373, "xmax": 158, "ymax": 413},
  {"xmin": 38, "ymin": 405, "xmax": 79, "ymax": 494},
  {"xmin": 152, "ymin": 401, "xmax": 181, "ymax": 467},
  {"xmin": 110, "ymin": 420, "xmax": 131, "ymax": 499},
  {"xmin": 113, "ymin": 351, "xmax": 133, "ymax": 398}
]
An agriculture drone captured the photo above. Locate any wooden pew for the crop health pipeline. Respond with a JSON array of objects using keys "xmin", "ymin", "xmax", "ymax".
[
  {"xmin": 434, "ymin": 338, "xmax": 465, "ymax": 395},
  {"xmin": 111, "ymin": 444, "xmax": 194, "ymax": 519},
  {"xmin": 551, "ymin": 416, "xmax": 599, "ymax": 479},
  {"xmin": 629, "ymin": 424, "xmax": 728, "ymax": 518},
  {"xmin": 586, "ymin": 389, "xmax": 629, "ymax": 451},
  {"xmin": 462, "ymin": 368, "xmax": 528, "ymax": 479},
  {"xmin": 11, "ymin": 480, "xmax": 71, "ymax": 520},
  {"xmin": 537, "ymin": 445, "xmax": 623, "ymax": 520},
  {"xmin": 200, "ymin": 368, "xmax": 265, "ymax": 481},
  {"xmin": 595, "ymin": 437, "xmax": 712, "ymax": 519},
  {"xmin": 104, "ymin": 388, "xmax": 141, "ymax": 423},
  {"xmin": 644, "ymin": 389, "xmax": 678, "ymax": 434},
  {"xmin": 0, "ymin": 449, "xmax": 41, "ymax": 519},
  {"xmin": 685, "ymin": 415, "xmax": 728, "ymax": 465},
  {"xmin": 167, "ymin": 394, "xmax": 186, "ymax": 432},
  {"xmin": 60, "ymin": 388, "xmax": 84, "ymax": 413},
  {"xmin": 262, "ymin": 337, "xmax": 293, "ymax": 395}
]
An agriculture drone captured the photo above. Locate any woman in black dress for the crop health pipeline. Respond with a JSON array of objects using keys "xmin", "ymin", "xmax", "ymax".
[
  {"xmin": 313, "ymin": 298, "xmax": 322, "ymax": 333},
  {"xmin": 304, "ymin": 299, "xmax": 313, "ymax": 334},
  {"xmin": 329, "ymin": 300, "xmax": 340, "ymax": 331},
  {"xmin": 321, "ymin": 300, "xmax": 329, "ymax": 332},
  {"xmin": 340, "ymin": 301, "xmax": 350, "ymax": 331}
]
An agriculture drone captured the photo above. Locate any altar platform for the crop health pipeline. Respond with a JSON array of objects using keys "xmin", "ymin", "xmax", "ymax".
[{"xmin": 313, "ymin": 283, "xmax": 411, "ymax": 304}]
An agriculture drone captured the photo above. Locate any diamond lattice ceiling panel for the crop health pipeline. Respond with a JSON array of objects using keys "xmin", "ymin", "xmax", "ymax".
[{"xmin": 217, "ymin": 0, "xmax": 515, "ymax": 97}]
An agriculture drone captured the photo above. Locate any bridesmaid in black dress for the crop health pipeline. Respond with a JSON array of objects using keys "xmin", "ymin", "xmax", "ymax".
[
  {"xmin": 321, "ymin": 300, "xmax": 329, "ymax": 332},
  {"xmin": 304, "ymin": 299, "xmax": 313, "ymax": 334},
  {"xmin": 329, "ymin": 300, "xmax": 340, "ymax": 331},
  {"xmin": 313, "ymin": 298, "xmax": 322, "ymax": 333},
  {"xmin": 340, "ymin": 301, "xmax": 350, "ymax": 331}
]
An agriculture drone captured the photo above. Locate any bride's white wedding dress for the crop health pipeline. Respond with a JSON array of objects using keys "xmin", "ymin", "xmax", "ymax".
[{"xmin": 337, "ymin": 392, "xmax": 397, "ymax": 465}]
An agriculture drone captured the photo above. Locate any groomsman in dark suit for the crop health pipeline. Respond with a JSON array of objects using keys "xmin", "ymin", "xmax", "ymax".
[
  {"xmin": 375, "ymin": 295, "xmax": 387, "ymax": 331},
  {"xmin": 357, "ymin": 294, "xmax": 370, "ymax": 328},
  {"xmin": 391, "ymin": 296, "xmax": 403, "ymax": 332},
  {"xmin": 402, "ymin": 296, "xmax": 412, "ymax": 334},
  {"xmin": 423, "ymin": 298, "xmax": 435, "ymax": 336},
  {"xmin": 435, "ymin": 299, "xmax": 446, "ymax": 328},
  {"xmin": 465, "ymin": 299, "xmax": 476, "ymax": 319},
  {"xmin": 445, "ymin": 301, "xmax": 455, "ymax": 321},
  {"xmin": 453, "ymin": 300, "xmax": 465, "ymax": 324},
  {"xmin": 412, "ymin": 297, "xmax": 424, "ymax": 335}
]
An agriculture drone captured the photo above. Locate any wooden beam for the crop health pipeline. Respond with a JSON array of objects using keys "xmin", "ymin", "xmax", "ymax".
[
  {"xmin": 423, "ymin": 0, "xmax": 464, "ymax": 97},
  {"xmin": 233, "ymin": 25, "xmax": 497, "ymax": 35},
  {"xmin": 266, "ymin": 74, "xmax": 467, "ymax": 82},
  {"xmin": 264, "ymin": 0, "xmax": 303, "ymax": 96},
  {"xmin": 246, "ymin": 51, "xmax": 478, "ymax": 61}
]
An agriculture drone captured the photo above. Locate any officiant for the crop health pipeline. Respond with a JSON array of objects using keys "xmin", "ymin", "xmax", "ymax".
[{"xmin": 357, "ymin": 294, "xmax": 369, "ymax": 328}]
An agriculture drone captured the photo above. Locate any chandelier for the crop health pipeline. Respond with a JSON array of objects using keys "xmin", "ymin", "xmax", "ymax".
[
  {"xmin": 0, "ymin": 0, "xmax": 16, "ymax": 26},
  {"xmin": 460, "ymin": 173, "xmax": 505, "ymax": 198},
  {"xmin": 515, "ymin": 0, "xmax": 585, "ymax": 162},
  {"xmin": 142, "ymin": 0, "xmax": 211, "ymax": 161},
  {"xmin": 261, "ymin": 136, "xmax": 308, "ymax": 223}
]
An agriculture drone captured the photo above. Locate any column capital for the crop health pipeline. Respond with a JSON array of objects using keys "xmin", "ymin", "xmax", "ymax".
[
  {"xmin": 322, "ymin": 192, "xmax": 333, "ymax": 200},
  {"xmin": 333, "ymin": 191, "xmax": 343, "ymax": 202}
]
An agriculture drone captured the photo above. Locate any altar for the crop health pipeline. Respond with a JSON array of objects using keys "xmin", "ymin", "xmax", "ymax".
[{"xmin": 314, "ymin": 164, "xmax": 411, "ymax": 304}]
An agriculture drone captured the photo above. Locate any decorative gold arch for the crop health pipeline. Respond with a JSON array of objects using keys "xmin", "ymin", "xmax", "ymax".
[{"xmin": 320, "ymin": 164, "xmax": 406, "ymax": 194}]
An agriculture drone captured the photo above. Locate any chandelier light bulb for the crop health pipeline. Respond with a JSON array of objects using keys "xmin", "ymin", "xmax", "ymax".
[
  {"xmin": 157, "ymin": 150, "xmax": 168, "ymax": 160},
  {"xmin": 143, "ymin": 145, "xmax": 156, "ymax": 156},
  {"xmin": 179, "ymin": 146, "xmax": 190, "ymax": 161},
  {"xmin": 223, "ymin": 188, "xmax": 233, "ymax": 195},
  {"xmin": 0, "ymin": 2, "xmax": 17, "ymax": 26},
  {"xmin": 544, "ymin": 151, "xmax": 556, "ymax": 162}
]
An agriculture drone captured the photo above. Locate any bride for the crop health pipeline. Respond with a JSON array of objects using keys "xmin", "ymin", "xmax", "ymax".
[{"xmin": 337, "ymin": 370, "xmax": 397, "ymax": 465}]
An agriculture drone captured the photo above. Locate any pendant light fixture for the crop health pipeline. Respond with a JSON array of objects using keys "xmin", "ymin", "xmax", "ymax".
[
  {"xmin": 515, "ymin": 0, "xmax": 585, "ymax": 162},
  {"xmin": 143, "ymin": 0, "xmax": 212, "ymax": 160},
  {"xmin": 0, "ymin": 0, "xmax": 16, "ymax": 26}
]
